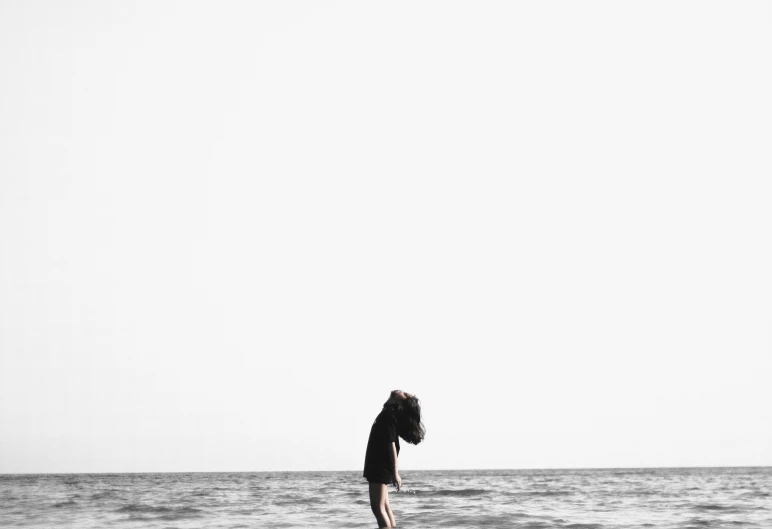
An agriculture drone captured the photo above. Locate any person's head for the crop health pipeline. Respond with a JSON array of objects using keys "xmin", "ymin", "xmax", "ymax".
[
  {"xmin": 384, "ymin": 389, "xmax": 426, "ymax": 445},
  {"xmin": 384, "ymin": 389, "xmax": 410, "ymax": 406}
]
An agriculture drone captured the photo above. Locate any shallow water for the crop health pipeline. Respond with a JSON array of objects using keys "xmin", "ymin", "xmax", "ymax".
[{"xmin": 1, "ymin": 467, "xmax": 770, "ymax": 528}]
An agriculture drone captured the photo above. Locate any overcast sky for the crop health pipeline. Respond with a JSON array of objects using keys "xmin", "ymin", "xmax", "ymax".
[{"xmin": 1, "ymin": 1, "xmax": 770, "ymax": 474}]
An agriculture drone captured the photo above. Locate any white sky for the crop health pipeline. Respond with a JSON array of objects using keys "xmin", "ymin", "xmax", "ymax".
[{"xmin": 1, "ymin": 1, "xmax": 771, "ymax": 474}]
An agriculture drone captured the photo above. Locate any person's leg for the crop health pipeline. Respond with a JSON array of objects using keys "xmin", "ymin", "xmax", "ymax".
[
  {"xmin": 384, "ymin": 488, "xmax": 396, "ymax": 527},
  {"xmin": 368, "ymin": 482, "xmax": 393, "ymax": 528}
]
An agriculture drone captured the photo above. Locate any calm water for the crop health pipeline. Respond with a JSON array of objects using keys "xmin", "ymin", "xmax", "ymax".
[{"xmin": 1, "ymin": 467, "xmax": 770, "ymax": 528}]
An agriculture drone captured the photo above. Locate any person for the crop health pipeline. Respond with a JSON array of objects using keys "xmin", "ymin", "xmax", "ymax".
[{"xmin": 363, "ymin": 389, "xmax": 425, "ymax": 528}]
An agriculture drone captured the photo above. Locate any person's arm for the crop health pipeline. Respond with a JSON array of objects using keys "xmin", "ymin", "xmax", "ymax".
[{"xmin": 390, "ymin": 442, "xmax": 401, "ymax": 491}]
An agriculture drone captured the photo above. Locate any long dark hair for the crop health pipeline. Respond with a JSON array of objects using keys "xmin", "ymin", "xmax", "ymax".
[{"xmin": 393, "ymin": 396, "xmax": 425, "ymax": 445}]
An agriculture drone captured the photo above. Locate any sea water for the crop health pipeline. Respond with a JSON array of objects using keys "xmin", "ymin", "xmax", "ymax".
[{"xmin": 1, "ymin": 467, "xmax": 770, "ymax": 528}]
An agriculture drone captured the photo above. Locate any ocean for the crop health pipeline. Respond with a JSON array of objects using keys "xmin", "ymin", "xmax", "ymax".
[{"xmin": 0, "ymin": 467, "xmax": 769, "ymax": 528}]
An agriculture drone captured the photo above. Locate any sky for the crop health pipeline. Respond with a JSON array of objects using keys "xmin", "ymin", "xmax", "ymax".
[{"xmin": 1, "ymin": 1, "xmax": 771, "ymax": 474}]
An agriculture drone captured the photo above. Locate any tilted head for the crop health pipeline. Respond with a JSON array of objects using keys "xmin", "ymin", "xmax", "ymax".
[
  {"xmin": 384, "ymin": 389, "xmax": 426, "ymax": 445},
  {"xmin": 385, "ymin": 389, "xmax": 411, "ymax": 406}
]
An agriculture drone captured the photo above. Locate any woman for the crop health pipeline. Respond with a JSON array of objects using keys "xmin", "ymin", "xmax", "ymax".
[{"xmin": 363, "ymin": 389, "xmax": 425, "ymax": 528}]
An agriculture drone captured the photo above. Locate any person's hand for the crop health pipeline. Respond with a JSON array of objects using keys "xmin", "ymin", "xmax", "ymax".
[{"xmin": 394, "ymin": 473, "xmax": 402, "ymax": 492}]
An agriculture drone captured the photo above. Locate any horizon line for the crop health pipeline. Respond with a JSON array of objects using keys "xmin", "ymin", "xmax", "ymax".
[{"xmin": 2, "ymin": 464, "xmax": 770, "ymax": 476}]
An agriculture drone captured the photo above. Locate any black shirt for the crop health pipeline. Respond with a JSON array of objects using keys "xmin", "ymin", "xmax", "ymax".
[{"xmin": 363, "ymin": 406, "xmax": 400, "ymax": 484}]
